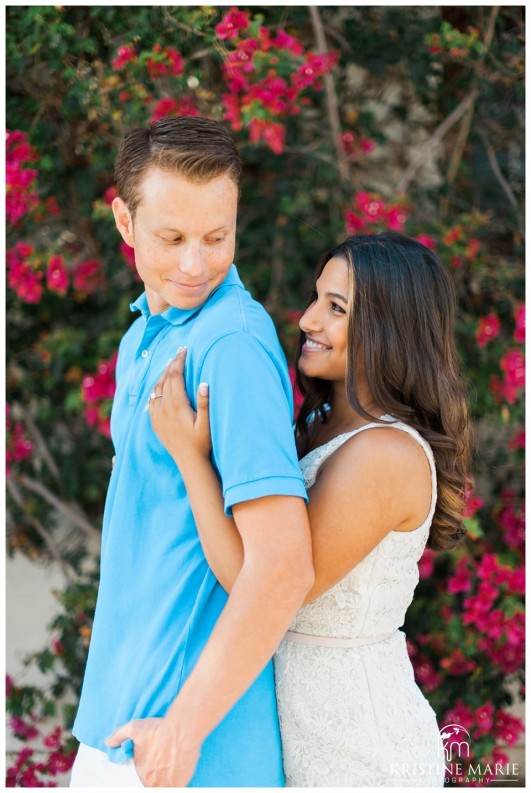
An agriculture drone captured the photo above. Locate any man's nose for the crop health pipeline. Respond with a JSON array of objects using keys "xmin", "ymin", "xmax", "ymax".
[{"xmin": 177, "ymin": 243, "xmax": 206, "ymax": 277}]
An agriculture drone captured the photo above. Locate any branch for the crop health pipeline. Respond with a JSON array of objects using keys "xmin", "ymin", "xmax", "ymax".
[
  {"xmin": 309, "ymin": 6, "xmax": 351, "ymax": 185},
  {"xmin": 7, "ymin": 478, "xmax": 76, "ymax": 583},
  {"xmin": 395, "ymin": 88, "xmax": 480, "ymax": 194},
  {"xmin": 265, "ymin": 219, "xmax": 285, "ymax": 315},
  {"xmin": 478, "ymin": 129, "xmax": 519, "ymax": 211},
  {"xmin": 18, "ymin": 475, "xmax": 100, "ymax": 541},
  {"xmin": 21, "ymin": 411, "xmax": 61, "ymax": 482},
  {"xmin": 446, "ymin": 101, "xmax": 475, "ymax": 187}
]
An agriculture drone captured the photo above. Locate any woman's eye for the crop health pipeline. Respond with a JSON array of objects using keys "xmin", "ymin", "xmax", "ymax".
[
  {"xmin": 206, "ymin": 237, "xmax": 224, "ymax": 245},
  {"xmin": 331, "ymin": 302, "xmax": 346, "ymax": 314}
]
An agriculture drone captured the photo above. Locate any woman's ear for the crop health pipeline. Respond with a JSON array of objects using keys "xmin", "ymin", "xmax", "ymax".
[{"xmin": 112, "ymin": 197, "xmax": 134, "ymax": 247}]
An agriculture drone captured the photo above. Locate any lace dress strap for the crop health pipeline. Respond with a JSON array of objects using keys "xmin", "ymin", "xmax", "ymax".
[{"xmin": 302, "ymin": 415, "xmax": 437, "ymax": 533}]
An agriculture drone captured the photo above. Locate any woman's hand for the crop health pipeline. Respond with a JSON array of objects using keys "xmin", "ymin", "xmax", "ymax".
[{"xmin": 149, "ymin": 347, "xmax": 212, "ymax": 465}]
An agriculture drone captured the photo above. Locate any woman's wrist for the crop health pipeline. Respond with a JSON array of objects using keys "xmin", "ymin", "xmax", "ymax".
[{"xmin": 170, "ymin": 448, "xmax": 211, "ymax": 472}]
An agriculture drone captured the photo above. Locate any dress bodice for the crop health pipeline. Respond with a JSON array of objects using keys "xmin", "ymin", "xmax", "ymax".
[{"xmin": 289, "ymin": 416, "xmax": 437, "ymax": 639}]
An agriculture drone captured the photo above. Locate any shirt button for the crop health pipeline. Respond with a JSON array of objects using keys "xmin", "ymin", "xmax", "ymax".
[{"xmin": 141, "ymin": 349, "xmax": 149, "ymax": 358}]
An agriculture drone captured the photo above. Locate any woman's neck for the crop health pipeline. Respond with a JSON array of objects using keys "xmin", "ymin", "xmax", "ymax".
[{"xmin": 328, "ymin": 381, "xmax": 382, "ymax": 431}]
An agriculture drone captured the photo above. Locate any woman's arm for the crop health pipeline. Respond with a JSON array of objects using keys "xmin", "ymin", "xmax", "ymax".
[
  {"xmin": 149, "ymin": 349, "xmax": 243, "ymax": 592},
  {"xmin": 151, "ymin": 351, "xmax": 432, "ymax": 605}
]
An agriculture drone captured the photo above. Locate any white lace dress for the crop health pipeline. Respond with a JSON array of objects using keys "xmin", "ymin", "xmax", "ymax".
[{"xmin": 274, "ymin": 417, "xmax": 445, "ymax": 787}]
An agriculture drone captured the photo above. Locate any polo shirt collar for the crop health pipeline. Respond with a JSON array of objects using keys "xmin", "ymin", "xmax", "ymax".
[{"xmin": 130, "ymin": 264, "xmax": 244, "ymax": 326}]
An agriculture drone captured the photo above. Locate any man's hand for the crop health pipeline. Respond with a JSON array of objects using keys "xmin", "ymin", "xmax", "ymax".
[{"xmin": 105, "ymin": 717, "xmax": 201, "ymax": 787}]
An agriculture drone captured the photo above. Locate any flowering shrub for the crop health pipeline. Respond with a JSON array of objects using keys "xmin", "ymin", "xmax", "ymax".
[
  {"xmin": 6, "ymin": 406, "xmax": 34, "ymax": 477},
  {"xmin": 6, "ymin": 6, "xmax": 524, "ymax": 786},
  {"xmin": 216, "ymin": 8, "xmax": 339, "ymax": 153}
]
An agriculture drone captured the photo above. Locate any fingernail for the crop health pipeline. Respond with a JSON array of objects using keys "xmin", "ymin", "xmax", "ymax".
[
  {"xmin": 176, "ymin": 346, "xmax": 187, "ymax": 356},
  {"xmin": 199, "ymin": 383, "xmax": 209, "ymax": 396}
]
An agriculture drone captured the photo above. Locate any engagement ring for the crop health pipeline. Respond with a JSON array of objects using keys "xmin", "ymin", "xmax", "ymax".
[{"xmin": 150, "ymin": 392, "xmax": 163, "ymax": 400}]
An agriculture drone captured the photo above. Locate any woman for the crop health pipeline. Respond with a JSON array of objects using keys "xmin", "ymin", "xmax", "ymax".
[{"xmin": 149, "ymin": 232, "xmax": 471, "ymax": 786}]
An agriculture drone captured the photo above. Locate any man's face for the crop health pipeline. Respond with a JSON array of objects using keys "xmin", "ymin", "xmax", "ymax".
[{"xmin": 113, "ymin": 166, "xmax": 238, "ymax": 313}]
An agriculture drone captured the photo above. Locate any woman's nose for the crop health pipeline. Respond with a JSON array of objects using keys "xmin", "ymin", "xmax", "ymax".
[{"xmin": 299, "ymin": 302, "xmax": 322, "ymax": 333}]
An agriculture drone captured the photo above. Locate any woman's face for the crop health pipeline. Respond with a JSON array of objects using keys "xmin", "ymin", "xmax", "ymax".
[{"xmin": 298, "ymin": 256, "xmax": 350, "ymax": 382}]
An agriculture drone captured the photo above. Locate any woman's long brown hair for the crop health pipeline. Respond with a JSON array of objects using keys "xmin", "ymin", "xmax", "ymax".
[{"xmin": 295, "ymin": 232, "xmax": 472, "ymax": 552}]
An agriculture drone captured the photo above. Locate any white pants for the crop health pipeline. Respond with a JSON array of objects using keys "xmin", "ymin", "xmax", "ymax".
[{"xmin": 70, "ymin": 743, "xmax": 144, "ymax": 787}]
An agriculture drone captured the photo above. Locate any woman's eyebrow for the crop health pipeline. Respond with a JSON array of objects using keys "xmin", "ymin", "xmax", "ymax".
[{"xmin": 325, "ymin": 291, "xmax": 348, "ymax": 304}]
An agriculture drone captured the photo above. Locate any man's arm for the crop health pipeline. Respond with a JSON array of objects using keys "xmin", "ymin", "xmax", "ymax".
[{"xmin": 107, "ymin": 495, "xmax": 313, "ymax": 786}]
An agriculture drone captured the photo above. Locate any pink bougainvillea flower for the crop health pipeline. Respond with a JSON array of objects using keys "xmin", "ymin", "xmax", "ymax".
[
  {"xmin": 288, "ymin": 365, "xmax": 304, "ymax": 415},
  {"xmin": 73, "ymin": 258, "xmax": 105, "ymax": 296},
  {"xmin": 416, "ymin": 234, "xmax": 437, "ymax": 250},
  {"xmin": 496, "ymin": 492, "xmax": 525, "ymax": 550},
  {"xmin": 493, "ymin": 710, "xmax": 524, "ymax": 747},
  {"xmin": 151, "ymin": 97, "xmax": 180, "ymax": 122},
  {"xmin": 491, "ymin": 349, "xmax": 525, "ymax": 404},
  {"xmin": 6, "ymin": 408, "xmax": 34, "ymax": 476},
  {"xmin": 476, "ymin": 314, "xmax": 501, "ymax": 347},
  {"xmin": 447, "ymin": 556, "xmax": 473, "ymax": 594},
  {"xmin": 222, "ymin": 93, "xmax": 243, "ymax": 131},
  {"xmin": 81, "ymin": 352, "xmax": 118, "ymax": 438},
  {"xmin": 440, "ymin": 648, "xmax": 476, "ymax": 676},
  {"xmin": 120, "ymin": 240, "xmax": 138, "ymax": 273},
  {"xmin": 443, "ymin": 225, "xmax": 464, "ymax": 245},
  {"xmin": 509, "ymin": 427, "xmax": 525, "ymax": 451},
  {"xmin": 473, "ymin": 702, "xmax": 495, "ymax": 737},
  {"xmin": 103, "ymin": 185, "xmax": 118, "ymax": 205},
  {"xmin": 514, "ymin": 303, "xmax": 525, "ymax": 343},
  {"xmin": 466, "ymin": 237, "xmax": 481, "ymax": 260},
  {"xmin": 151, "ymin": 96, "xmax": 200, "ymax": 123},
  {"xmin": 271, "ymin": 28, "xmax": 304, "ymax": 56},
  {"xmin": 7, "ymin": 242, "xmax": 44, "ymax": 304},
  {"xmin": 6, "ymin": 129, "xmax": 39, "ymax": 224},
  {"xmin": 443, "ymin": 700, "xmax": 475, "ymax": 731},
  {"xmin": 344, "ymin": 210, "xmax": 366, "ymax": 233},
  {"xmin": 412, "ymin": 655, "xmax": 443, "ymax": 692},
  {"xmin": 418, "ymin": 548, "xmax": 435, "ymax": 578},
  {"xmin": 341, "ymin": 131, "xmax": 375, "ymax": 158},
  {"xmin": 462, "ymin": 480, "xmax": 483, "ymax": 518},
  {"xmin": 215, "ymin": 7, "xmax": 250, "ymax": 40},
  {"xmin": 344, "ymin": 192, "xmax": 409, "ymax": 234},
  {"xmin": 9, "ymin": 716, "xmax": 39, "ymax": 741},
  {"xmin": 43, "ymin": 726, "xmax": 63, "ymax": 749},
  {"xmin": 248, "ymin": 118, "xmax": 286, "ymax": 155},
  {"xmin": 112, "ymin": 44, "xmax": 136, "ymax": 70},
  {"xmin": 292, "ymin": 51, "xmax": 339, "ymax": 90},
  {"xmin": 46, "ymin": 255, "xmax": 69, "ymax": 296},
  {"xmin": 165, "ymin": 47, "xmax": 184, "ymax": 76}
]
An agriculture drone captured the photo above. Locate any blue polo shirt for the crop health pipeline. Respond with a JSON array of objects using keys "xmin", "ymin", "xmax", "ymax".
[{"xmin": 72, "ymin": 265, "xmax": 307, "ymax": 786}]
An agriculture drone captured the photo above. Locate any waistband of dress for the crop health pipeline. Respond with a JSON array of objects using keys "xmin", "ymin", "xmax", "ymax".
[{"xmin": 283, "ymin": 629, "xmax": 396, "ymax": 648}]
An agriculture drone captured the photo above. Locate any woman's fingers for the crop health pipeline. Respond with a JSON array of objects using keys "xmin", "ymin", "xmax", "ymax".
[
  {"xmin": 166, "ymin": 347, "xmax": 190, "ymax": 407},
  {"xmin": 195, "ymin": 382, "xmax": 211, "ymax": 444},
  {"xmin": 147, "ymin": 365, "xmax": 169, "ymax": 411}
]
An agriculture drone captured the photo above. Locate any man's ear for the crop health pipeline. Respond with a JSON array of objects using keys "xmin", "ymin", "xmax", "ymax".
[{"xmin": 112, "ymin": 197, "xmax": 134, "ymax": 247}]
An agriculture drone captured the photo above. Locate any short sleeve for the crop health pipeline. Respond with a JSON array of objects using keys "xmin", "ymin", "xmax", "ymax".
[{"xmin": 199, "ymin": 332, "xmax": 307, "ymax": 515}]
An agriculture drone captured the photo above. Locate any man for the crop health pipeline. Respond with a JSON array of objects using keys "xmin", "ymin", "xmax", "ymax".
[{"xmin": 70, "ymin": 116, "xmax": 314, "ymax": 787}]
